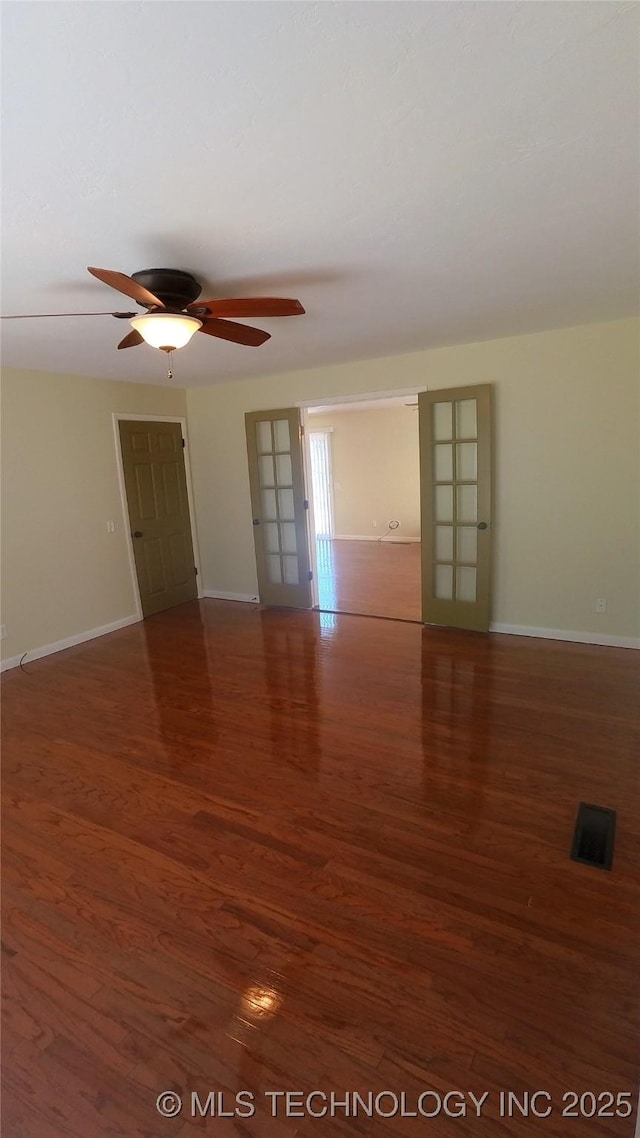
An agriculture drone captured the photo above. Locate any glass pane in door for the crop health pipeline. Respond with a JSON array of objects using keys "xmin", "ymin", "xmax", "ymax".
[
  {"xmin": 267, "ymin": 554, "xmax": 282, "ymax": 583},
  {"xmin": 455, "ymin": 399, "xmax": 477, "ymax": 438},
  {"xmin": 433, "ymin": 402, "xmax": 453, "ymax": 441},
  {"xmin": 261, "ymin": 489, "xmax": 277, "ymax": 519},
  {"xmin": 435, "ymin": 526, "xmax": 454, "ymax": 561},
  {"xmin": 434, "ymin": 444, "xmax": 453, "ymax": 482},
  {"xmin": 456, "ymin": 442, "xmax": 477, "ymax": 481},
  {"xmin": 264, "ymin": 522, "xmax": 280, "ymax": 554},
  {"xmin": 456, "ymin": 566, "xmax": 477, "ymax": 602},
  {"xmin": 456, "ymin": 484, "xmax": 477, "ymax": 523},
  {"xmin": 282, "ymin": 555, "xmax": 299, "ymax": 585},
  {"xmin": 434, "ymin": 485, "xmax": 454, "ymax": 522},
  {"xmin": 279, "ymin": 521, "xmax": 297, "ymax": 554},
  {"xmin": 259, "ymin": 455, "xmax": 275, "ymax": 486},
  {"xmin": 456, "ymin": 526, "xmax": 477, "ymax": 563},
  {"xmin": 274, "ymin": 419, "xmax": 291, "ymax": 451},
  {"xmin": 276, "ymin": 454, "xmax": 293, "ymax": 485},
  {"xmin": 435, "ymin": 564, "xmax": 453, "ymax": 599},
  {"xmin": 256, "ymin": 421, "xmax": 272, "ymax": 453},
  {"xmin": 278, "ymin": 488, "xmax": 295, "ymax": 521}
]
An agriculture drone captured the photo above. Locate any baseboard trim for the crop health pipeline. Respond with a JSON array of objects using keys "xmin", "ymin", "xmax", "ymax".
[
  {"xmin": 202, "ymin": 590, "xmax": 260, "ymax": 604},
  {"xmin": 2, "ymin": 610, "xmax": 632, "ymax": 672},
  {"xmin": 331, "ymin": 534, "xmax": 421, "ymax": 544},
  {"xmin": 489, "ymin": 622, "xmax": 639, "ymax": 650},
  {"xmin": 0, "ymin": 614, "xmax": 142, "ymax": 673}
]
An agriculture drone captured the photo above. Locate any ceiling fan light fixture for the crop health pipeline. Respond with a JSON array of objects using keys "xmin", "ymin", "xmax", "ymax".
[{"xmin": 130, "ymin": 312, "xmax": 202, "ymax": 351}]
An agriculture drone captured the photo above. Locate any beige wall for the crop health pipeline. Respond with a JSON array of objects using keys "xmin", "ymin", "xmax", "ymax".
[
  {"xmin": 2, "ymin": 319, "xmax": 637, "ymax": 662},
  {"xmin": 187, "ymin": 318, "xmax": 640, "ymax": 642},
  {"xmin": 309, "ymin": 406, "xmax": 420, "ymax": 538},
  {"xmin": 0, "ymin": 368, "xmax": 187, "ymax": 663}
]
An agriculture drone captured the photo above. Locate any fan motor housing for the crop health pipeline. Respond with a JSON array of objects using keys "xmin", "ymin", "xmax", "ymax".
[{"xmin": 131, "ymin": 268, "xmax": 202, "ymax": 310}]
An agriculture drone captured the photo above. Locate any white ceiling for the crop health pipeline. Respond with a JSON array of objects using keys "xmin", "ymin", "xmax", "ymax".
[{"xmin": 2, "ymin": 1, "xmax": 638, "ymax": 388}]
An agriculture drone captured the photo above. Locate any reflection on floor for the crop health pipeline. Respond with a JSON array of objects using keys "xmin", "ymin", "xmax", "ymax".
[
  {"xmin": 316, "ymin": 536, "xmax": 421, "ymax": 621},
  {"xmin": 2, "ymin": 599, "xmax": 639, "ymax": 1137}
]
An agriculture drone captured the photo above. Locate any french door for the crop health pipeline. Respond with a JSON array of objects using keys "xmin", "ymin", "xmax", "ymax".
[
  {"xmin": 245, "ymin": 408, "xmax": 313, "ymax": 607},
  {"xmin": 419, "ymin": 385, "xmax": 492, "ymax": 631}
]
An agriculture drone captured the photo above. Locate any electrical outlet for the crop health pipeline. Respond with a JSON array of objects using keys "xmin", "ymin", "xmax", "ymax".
[
  {"xmin": 372, "ymin": 520, "xmax": 378, "ymax": 528},
  {"xmin": 0, "ymin": 625, "xmax": 6, "ymax": 640},
  {"xmin": 106, "ymin": 520, "xmax": 115, "ymax": 533},
  {"xmin": 595, "ymin": 598, "xmax": 607, "ymax": 613}
]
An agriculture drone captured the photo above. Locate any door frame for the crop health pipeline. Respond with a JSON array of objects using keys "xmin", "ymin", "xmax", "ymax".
[
  {"xmin": 299, "ymin": 387, "xmax": 426, "ymax": 608},
  {"xmin": 112, "ymin": 413, "xmax": 202, "ymax": 620}
]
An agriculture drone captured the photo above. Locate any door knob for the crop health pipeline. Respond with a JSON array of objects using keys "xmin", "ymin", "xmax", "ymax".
[
  {"xmin": 477, "ymin": 522, "xmax": 488, "ymax": 531},
  {"xmin": 252, "ymin": 518, "xmax": 261, "ymax": 526},
  {"xmin": 133, "ymin": 530, "xmax": 144, "ymax": 538}
]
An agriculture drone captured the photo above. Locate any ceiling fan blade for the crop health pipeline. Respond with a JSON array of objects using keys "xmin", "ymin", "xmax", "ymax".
[
  {"xmin": 117, "ymin": 329, "xmax": 144, "ymax": 350},
  {"xmin": 198, "ymin": 318, "xmax": 271, "ymax": 347},
  {"xmin": 1, "ymin": 311, "xmax": 136, "ymax": 319},
  {"xmin": 189, "ymin": 297, "xmax": 304, "ymax": 318},
  {"xmin": 87, "ymin": 267, "xmax": 165, "ymax": 309}
]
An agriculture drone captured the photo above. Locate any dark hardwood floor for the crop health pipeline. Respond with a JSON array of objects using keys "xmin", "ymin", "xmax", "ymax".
[
  {"xmin": 316, "ymin": 538, "xmax": 422, "ymax": 621},
  {"xmin": 2, "ymin": 599, "xmax": 639, "ymax": 1137}
]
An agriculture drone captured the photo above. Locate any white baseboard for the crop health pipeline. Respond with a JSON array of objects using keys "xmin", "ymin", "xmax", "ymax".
[
  {"xmin": 490, "ymin": 622, "xmax": 639, "ymax": 650},
  {"xmin": 0, "ymin": 613, "xmax": 142, "ymax": 673},
  {"xmin": 331, "ymin": 534, "xmax": 421, "ymax": 544},
  {"xmin": 2, "ymin": 609, "xmax": 633, "ymax": 674},
  {"xmin": 202, "ymin": 590, "xmax": 260, "ymax": 603}
]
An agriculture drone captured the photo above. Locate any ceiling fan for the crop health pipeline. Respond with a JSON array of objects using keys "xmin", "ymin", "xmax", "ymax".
[{"xmin": 1, "ymin": 267, "xmax": 305, "ymax": 352}]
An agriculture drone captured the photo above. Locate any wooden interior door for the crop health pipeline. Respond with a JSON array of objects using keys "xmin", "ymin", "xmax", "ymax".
[
  {"xmin": 245, "ymin": 408, "xmax": 313, "ymax": 608},
  {"xmin": 419, "ymin": 385, "xmax": 492, "ymax": 632},
  {"xmin": 119, "ymin": 420, "xmax": 198, "ymax": 617}
]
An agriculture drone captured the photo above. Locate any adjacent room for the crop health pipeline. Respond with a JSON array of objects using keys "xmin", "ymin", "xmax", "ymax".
[
  {"xmin": 1, "ymin": 3, "xmax": 639, "ymax": 1137},
  {"xmin": 307, "ymin": 397, "xmax": 421, "ymax": 621}
]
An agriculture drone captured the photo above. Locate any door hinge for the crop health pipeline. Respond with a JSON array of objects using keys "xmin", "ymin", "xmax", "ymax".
[
  {"xmin": 299, "ymin": 425, "xmax": 305, "ymax": 439},
  {"xmin": 182, "ymin": 438, "xmax": 186, "ymax": 448},
  {"xmin": 194, "ymin": 566, "xmax": 198, "ymax": 576},
  {"xmin": 303, "ymin": 499, "xmax": 309, "ymax": 510},
  {"xmin": 308, "ymin": 570, "xmax": 313, "ymax": 581}
]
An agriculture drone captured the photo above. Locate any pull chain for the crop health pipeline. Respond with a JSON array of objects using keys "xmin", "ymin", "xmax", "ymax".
[{"xmin": 167, "ymin": 350, "xmax": 174, "ymax": 381}]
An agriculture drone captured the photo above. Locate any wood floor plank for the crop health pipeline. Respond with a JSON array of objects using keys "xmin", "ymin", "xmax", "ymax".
[
  {"xmin": 2, "ymin": 599, "xmax": 638, "ymax": 1137},
  {"xmin": 315, "ymin": 537, "xmax": 422, "ymax": 621}
]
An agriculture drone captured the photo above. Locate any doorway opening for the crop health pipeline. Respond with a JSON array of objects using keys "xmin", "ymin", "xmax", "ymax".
[
  {"xmin": 243, "ymin": 386, "xmax": 492, "ymax": 631},
  {"xmin": 305, "ymin": 396, "xmax": 422, "ymax": 622}
]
